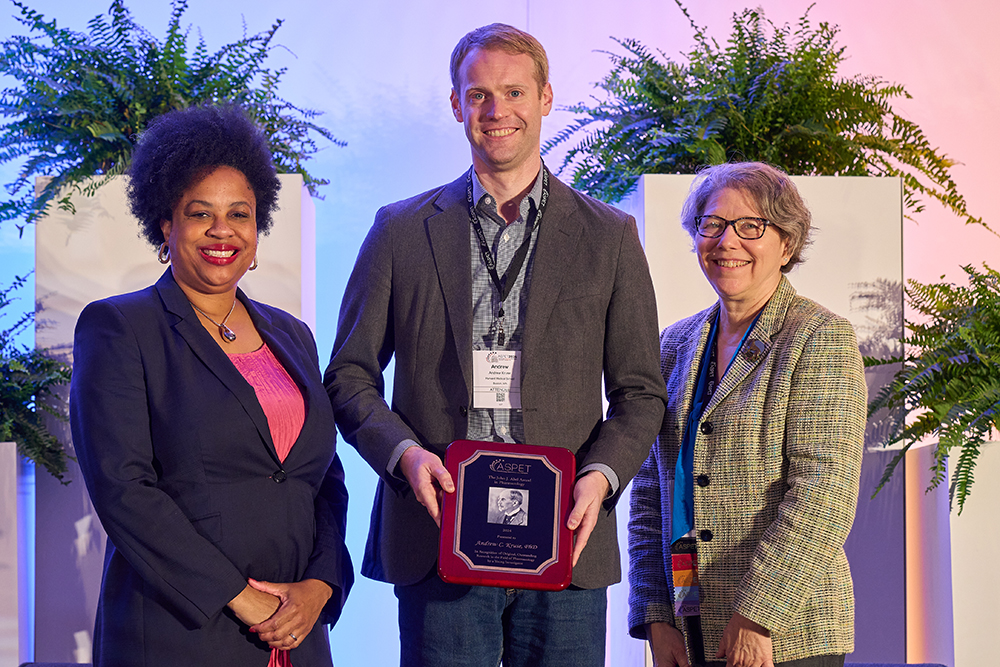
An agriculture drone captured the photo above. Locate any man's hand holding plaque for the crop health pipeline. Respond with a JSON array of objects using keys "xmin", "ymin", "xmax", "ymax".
[
  {"xmin": 399, "ymin": 445, "xmax": 455, "ymax": 528},
  {"xmin": 567, "ymin": 470, "xmax": 611, "ymax": 567}
]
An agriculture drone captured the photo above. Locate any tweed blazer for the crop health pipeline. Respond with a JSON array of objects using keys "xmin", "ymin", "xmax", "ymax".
[
  {"xmin": 71, "ymin": 270, "xmax": 353, "ymax": 667},
  {"xmin": 325, "ymin": 171, "xmax": 666, "ymax": 588},
  {"xmin": 628, "ymin": 276, "xmax": 865, "ymax": 663}
]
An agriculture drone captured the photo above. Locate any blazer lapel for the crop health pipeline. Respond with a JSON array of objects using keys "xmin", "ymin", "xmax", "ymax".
[
  {"xmin": 428, "ymin": 176, "xmax": 475, "ymax": 391},
  {"xmin": 521, "ymin": 177, "xmax": 582, "ymax": 382},
  {"xmin": 704, "ymin": 276, "xmax": 796, "ymax": 415},
  {"xmin": 244, "ymin": 298, "xmax": 319, "ymax": 468},
  {"xmin": 671, "ymin": 307, "xmax": 716, "ymax": 442},
  {"xmin": 155, "ymin": 270, "xmax": 281, "ymax": 465}
]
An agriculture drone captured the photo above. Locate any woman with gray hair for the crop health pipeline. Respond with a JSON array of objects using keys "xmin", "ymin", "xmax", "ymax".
[{"xmin": 628, "ymin": 162, "xmax": 865, "ymax": 667}]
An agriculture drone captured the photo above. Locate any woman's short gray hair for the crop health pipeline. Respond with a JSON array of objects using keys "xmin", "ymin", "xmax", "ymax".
[{"xmin": 680, "ymin": 162, "xmax": 812, "ymax": 272}]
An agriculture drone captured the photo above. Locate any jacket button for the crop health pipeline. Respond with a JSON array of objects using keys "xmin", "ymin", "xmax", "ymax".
[
  {"xmin": 460, "ymin": 406, "xmax": 468, "ymax": 416},
  {"xmin": 696, "ymin": 474, "xmax": 710, "ymax": 487},
  {"xmin": 699, "ymin": 529, "xmax": 713, "ymax": 542},
  {"xmin": 700, "ymin": 422, "xmax": 714, "ymax": 435},
  {"xmin": 271, "ymin": 470, "xmax": 287, "ymax": 483}
]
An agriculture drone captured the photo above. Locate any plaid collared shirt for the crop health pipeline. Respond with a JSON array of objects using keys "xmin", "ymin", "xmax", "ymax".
[{"xmin": 466, "ymin": 167, "xmax": 544, "ymax": 443}]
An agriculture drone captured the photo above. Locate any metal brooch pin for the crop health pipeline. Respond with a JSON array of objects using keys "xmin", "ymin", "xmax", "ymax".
[{"xmin": 742, "ymin": 340, "xmax": 769, "ymax": 363}]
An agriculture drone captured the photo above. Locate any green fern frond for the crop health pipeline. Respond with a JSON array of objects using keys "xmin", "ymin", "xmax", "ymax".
[
  {"xmin": 543, "ymin": 0, "xmax": 991, "ymax": 239},
  {"xmin": 1, "ymin": 274, "xmax": 73, "ymax": 481},
  {"xmin": 0, "ymin": 0, "xmax": 342, "ymax": 228},
  {"xmin": 861, "ymin": 264, "xmax": 1000, "ymax": 511}
]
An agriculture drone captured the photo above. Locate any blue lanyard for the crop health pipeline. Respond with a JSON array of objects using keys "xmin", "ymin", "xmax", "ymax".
[{"xmin": 671, "ymin": 309, "xmax": 762, "ymax": 543}]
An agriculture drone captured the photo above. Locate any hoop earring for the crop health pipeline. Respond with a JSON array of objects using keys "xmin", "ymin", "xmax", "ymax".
[
  {"xmin": 249, "ymin": 255, "xmax": 258, "ymax": 271},
  {"xmin": 157, "ymin": 243, "xmax": 170, "ymax": 264}
]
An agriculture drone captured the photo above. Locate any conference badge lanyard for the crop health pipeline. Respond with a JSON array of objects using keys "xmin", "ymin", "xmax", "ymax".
[
  {"xmin": 671, "ymin": 309, "xmax": 764, "ymax": 618},
  {"xmin": 468, "ymin": 165, "xmax": 550, "ymax": 410},
  {"xmin": 672, "ymin": 333, "xmax": 714, "ymax": 618}
]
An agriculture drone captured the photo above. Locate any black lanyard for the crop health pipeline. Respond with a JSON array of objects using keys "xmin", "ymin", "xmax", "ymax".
[{"xmin": 466, "ymin": 166, "xmax": 550, "ymax": 346}]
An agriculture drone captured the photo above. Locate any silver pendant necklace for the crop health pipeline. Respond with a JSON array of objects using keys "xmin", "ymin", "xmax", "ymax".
[{"xmin": 190, "ymin": 299, "xmax": 238, "ymax": 343}]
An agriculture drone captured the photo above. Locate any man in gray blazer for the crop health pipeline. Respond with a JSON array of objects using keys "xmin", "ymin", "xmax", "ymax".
[{"xmin": 325, "ymin": 23, "xmax": 666, "ymax": 667}]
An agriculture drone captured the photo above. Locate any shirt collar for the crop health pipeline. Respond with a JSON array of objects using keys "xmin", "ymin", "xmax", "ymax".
[{"xmin": 471, "ymin": 165, "xmax": 544, "ymax": 225}]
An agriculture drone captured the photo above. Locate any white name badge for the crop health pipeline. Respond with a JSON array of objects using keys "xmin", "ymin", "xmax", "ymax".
[{"xmin": 473, "ymin": 350, "xmax": 522, "ymax": 409}]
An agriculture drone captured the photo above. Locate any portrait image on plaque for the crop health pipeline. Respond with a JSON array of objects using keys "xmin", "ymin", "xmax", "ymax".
[
  {"xmin": 438, "ymin": 440, "xmax": 575, "ymax": 591},
  {"xmin": 488, "ymin": 487, "xmax": 529, "ymax": 526}
]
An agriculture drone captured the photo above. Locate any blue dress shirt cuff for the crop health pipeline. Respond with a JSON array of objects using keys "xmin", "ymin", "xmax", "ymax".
[
  {"xmin": 388, "ymin": 438, "xmax": 422, "ymax": 480},
  {"xmin": 579, "ymin": 463, "xmax": 619, "ymax": 497}
]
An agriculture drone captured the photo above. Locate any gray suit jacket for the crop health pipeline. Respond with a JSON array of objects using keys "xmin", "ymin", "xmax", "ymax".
[
  {"xmin": 325, "ymin": 172, "xmax": 667, "ymax": 588},
  {"xmin": 628, "ymin": 277, "xmax": 864, "ymax": 662}
]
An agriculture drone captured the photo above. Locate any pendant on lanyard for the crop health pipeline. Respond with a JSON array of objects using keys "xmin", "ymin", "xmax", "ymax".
[{"xmin": 467, "ymin": 166, "xmax": 550, "ymax": 347}]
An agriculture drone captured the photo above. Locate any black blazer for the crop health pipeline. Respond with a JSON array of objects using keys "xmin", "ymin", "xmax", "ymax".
[{"xmin": 71, "ymin": 270, "xmax": 352, "ymax": 667}]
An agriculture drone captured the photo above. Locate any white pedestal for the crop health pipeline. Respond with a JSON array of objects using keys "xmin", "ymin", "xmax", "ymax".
[
  {"xmin": 0, "ymin": 442, "xmax": 24, "ymax": 667},
  {"xmin": 951, "ymin": 441, "xmax": 1000, "ymax": 667}
]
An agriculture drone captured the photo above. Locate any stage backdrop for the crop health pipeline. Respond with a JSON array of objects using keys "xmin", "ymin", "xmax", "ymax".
[
  {"xmin": 32, "ymin": 174, "xmax": 314, "ymax": 662},
  {"xmin": 618, "ymin": 174, "xmax": 909, "ymax": 665},
  {"xmin": 9, "ymin": 1, "xmax": 993, "ymax": 663}
]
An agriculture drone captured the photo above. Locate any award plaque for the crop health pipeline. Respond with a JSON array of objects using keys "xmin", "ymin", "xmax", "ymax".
[{"xmin": 437, "ymin": 440, "xmax": 576, "ymax": 591}]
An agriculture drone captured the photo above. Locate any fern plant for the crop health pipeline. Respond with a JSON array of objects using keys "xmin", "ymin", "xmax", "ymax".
[
  {"xmin": 544, "ymin": 1, "xmax": 988, "ymax": 234},
  {"xmin": 0, "ymin": 0, "xmax": 342, "ymax": 233},
  {"xmin": 866, "ymin": 264, "xmax": 1000, "ymax": 512},
  {"xmin": 0, "ymin": 274, "xmax": 72, "ymax": 482}
]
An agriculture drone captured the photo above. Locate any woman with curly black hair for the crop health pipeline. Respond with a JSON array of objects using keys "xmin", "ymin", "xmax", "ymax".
[{"xmin": 70, "ymin": 104, "xmax": 352, "ymax": 667}]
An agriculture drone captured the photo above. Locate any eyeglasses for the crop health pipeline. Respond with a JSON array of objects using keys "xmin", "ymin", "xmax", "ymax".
[{"xmin": 695, "ymin": 215, "xmax": 770, "ymax": 240}]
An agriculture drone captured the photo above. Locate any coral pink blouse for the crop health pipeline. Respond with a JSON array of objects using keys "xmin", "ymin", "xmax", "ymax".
[{"xmin": 228, "ymin": 342, "xmax": 306, "ymax": 463}]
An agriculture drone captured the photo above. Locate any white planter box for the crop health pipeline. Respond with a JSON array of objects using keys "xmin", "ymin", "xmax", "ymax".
[
  {"xmin": 0, "ymin": 441, "xmax": 28, "ymax": 667},
  {"xmin": 951, "ymin": 440, "xmax": 1000, "ymax": 667}
]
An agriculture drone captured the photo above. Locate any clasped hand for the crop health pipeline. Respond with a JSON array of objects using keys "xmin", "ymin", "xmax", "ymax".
[
  {"xmin": 646, "ymin": 612, "xmax": 772, "ymax": 667},
  {"xmin": 715, "ymin": 612, "xmax": 773, "ymax": 667},
  {"xmin": 228, "ymin": 578, "xmax": 333, "ymax": 650}
]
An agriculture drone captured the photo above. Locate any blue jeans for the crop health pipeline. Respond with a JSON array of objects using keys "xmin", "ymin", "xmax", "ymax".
[{"xmin": 395, "ymin": 574, "xmax": 607, "ymax": 667}]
